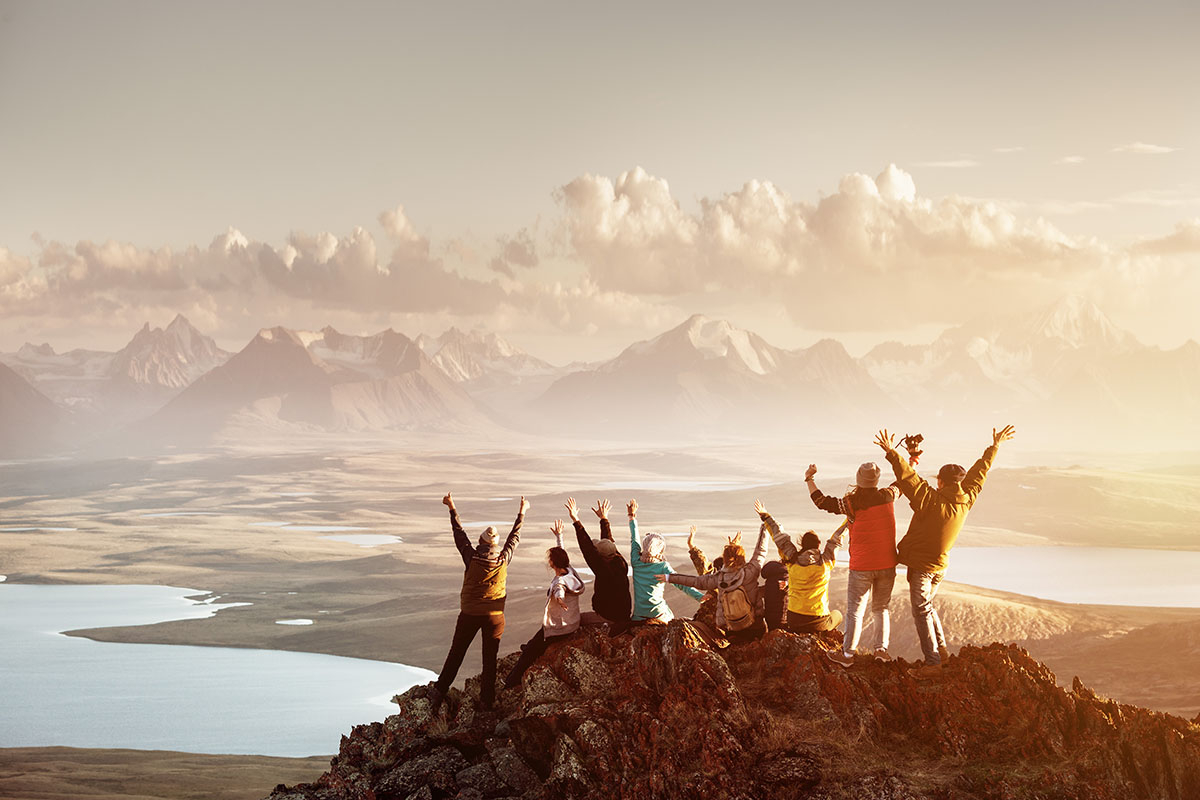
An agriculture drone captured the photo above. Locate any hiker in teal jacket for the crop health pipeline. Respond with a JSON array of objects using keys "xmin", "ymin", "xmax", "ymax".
[{"xmin": 626, "ymin": 499, "xmax": 705, "ymax": 623}]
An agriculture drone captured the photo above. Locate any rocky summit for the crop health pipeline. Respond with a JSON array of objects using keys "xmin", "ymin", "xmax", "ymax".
[{"xmin": 268, "ymin": 621, "xmax": 1200, "ymax": 800}]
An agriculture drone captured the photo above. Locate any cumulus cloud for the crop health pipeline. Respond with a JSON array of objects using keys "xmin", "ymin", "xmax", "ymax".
[
  {"xmin": 1056, "ymin": 155, "xmax": 1086, "ymax": 165},
  {"xmin": 557, "ymin": 164, "xmax": 1099, "ymax": 329},
  {"xmin": 489, "ymin": 228, "xmax": 539, "ymax": 278},
  {"xmin": 1132, "ymin": 219, "xmax": 1200, "ymax": 255},
  {"xmin": 1112, "ymin": 142, "xmax": 1178, "ymax": 155}
]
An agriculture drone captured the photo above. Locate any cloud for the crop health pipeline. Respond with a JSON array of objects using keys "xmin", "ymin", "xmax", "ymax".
[
  {"xmin": 915, "ymin": 159, "xmax": 980, "ymax": 168},
  {"xmin": 993, "ymin": 146, "xmax": 1025, "ymax": 154},
  {"xmin": 1132, "ymin": 219, "xmax": 1200, "ymax": 255},
  {"xmin": 557, "ymin": 164, "xmax": 1100, "ymax": 329},
  {"xmin": 489, "ymin": 228, "xmax": 539, "ymax": 278},
  {"xmin": 1112, "ymin": 142, "xmax": 1178, "ymax": 155},
  {"xmin": 1056, "ymin": 156, "xmax": 1085, "ymax": 165}
]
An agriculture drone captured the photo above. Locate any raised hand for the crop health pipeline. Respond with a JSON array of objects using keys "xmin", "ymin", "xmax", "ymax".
[
  {"xmin": 687, "ymin": 524, "xmax": 697, "ymax": 549},
  {"xmin": 874, "ymin": 429, "xmax": 895, "ymax": 452},
  {"xmin": 519, "ymin": 496, "xmax": 530, "ymax": 515},
  {"xmin": 627, "ymin": 499, "xmax": 638, "ymax": 519},
  {"xmin": 442, "ymin": 492, "xmax": 454, "ymax": 508},
  {"xmin": 592, "ymin": 499, "xmax": 610, "ymax": 520},
  {"xmin": 993, "ymin": 424, "xmax": 1016, "ymax": 446},
  {"xmin": 804, "ymin": 464, "xmax": 817, "ymax": 481},
  {"xmin": 551, "ymin": 518, "xmax": 565, "ymax": 537},
  {"xmin": 753, "ymin": 499, "xmax": 767, "ymax": 516},
  {"xmin": 565, "ymin": 497, "xmax": 580, "ymax": 522},
  {"xmin": 729, "ymin": 531, "xmax": 742, "ymax": 545}
]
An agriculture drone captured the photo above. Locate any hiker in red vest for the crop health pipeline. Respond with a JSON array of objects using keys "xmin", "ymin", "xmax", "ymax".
[{"xmin": 807, "ymin": 462, "xmax": 901, "ymax": 667}]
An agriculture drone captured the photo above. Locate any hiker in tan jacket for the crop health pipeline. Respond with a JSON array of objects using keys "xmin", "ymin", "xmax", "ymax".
[{"xmin": 876, "ymin": 425, "xmax": 1015, "ymax": 677}]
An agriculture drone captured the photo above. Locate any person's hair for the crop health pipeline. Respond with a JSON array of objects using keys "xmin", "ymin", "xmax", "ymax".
[
  {"xmin": 639, "ymin": 532, "xmax": 666, "ymax": 563},
  {"xmin": 711, "ymin": 555, "xmax": 724, "ymax": 572},
  {"xmin": 722, "ymin": 541, "xmax": 746, "ymax": 571},
  {"xmin": 547, "ymin": 546, "xmax": 570, "ymax": 571},
  {"xmin": 800, "ymin": 531, "xmax": 821, "ymax": 551}
]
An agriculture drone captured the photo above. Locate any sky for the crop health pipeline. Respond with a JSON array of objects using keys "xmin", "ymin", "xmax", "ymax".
[{"xmin": 1, "ymin": 0, "xmax": 1198, "ymax": 362}]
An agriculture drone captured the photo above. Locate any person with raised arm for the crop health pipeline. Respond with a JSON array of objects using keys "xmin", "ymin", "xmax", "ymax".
[
  {"xmin": 430, "ymin": 493, "xmax": 526, "ymax": 712},
  {"xmin": 626, "ymin": 499, "xmax": 705, "ymax": 625},
  {"xmin": 659, "ymin": 522, "xmax": 771, "ymax": 641},
  {"xmin": 686, "ymin": 524, "xmax": 723, "ymax": 577},
  {"xmin": 755, "ymin": 499, "xmax": 846, "ymax": 634},
  {"xmin": 565, "ymin": 497, "xmax": 631, "ymax": 625},
  {"xmin": 504, "ymin": 519, "xmax": 586, "ymax": 688},
  {"xmin": 807, "ymin": 461, "xmax": 902, "ymax": 667},
  {"xmin": 875, "ymin": 425, "xmax": 1016, "ymax": 677}
]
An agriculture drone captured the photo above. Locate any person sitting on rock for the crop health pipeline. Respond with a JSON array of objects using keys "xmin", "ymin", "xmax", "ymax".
[
  {"xmin": 626, "ymin": 499, "xmax": 705, "ymax": 625},
  {"xmin": 807, "ymin": 461, "xmax": 902, "ymax": 668},
  {"xmin": 565, "ymin": 497, "xmax": 631, "ymax": 625},
  {"xmin": 875, "ymin": 425, "xmax": 1015, "ymax": 678},
  {"xmin": 504, "ymin": 519, "xmax": 586, "ymax": 689},
  {"xmin": 660, "ymin": 523, "xmax": 770, "ymax": 642},
  {"xmin": 760, "ymin": 555, "xmax": 789, "ymax": 631},
  {"xmin": 755, "ymin": 499, "xmax": 846, "ymax": 634},
  {"xmin": 431, "ymin": 493, "xmax": 526, "ymax": 712}
]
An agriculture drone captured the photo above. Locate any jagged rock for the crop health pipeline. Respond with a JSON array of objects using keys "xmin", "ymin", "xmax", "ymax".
[{"xmin": 268, "ymin": 623, "xmax": 1200, "ymax": 800}]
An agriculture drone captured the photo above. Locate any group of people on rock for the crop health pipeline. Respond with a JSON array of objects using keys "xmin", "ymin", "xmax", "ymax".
[{"xmin": 430, "ymin": 425, "xmax": 1016, "ymax": 711}]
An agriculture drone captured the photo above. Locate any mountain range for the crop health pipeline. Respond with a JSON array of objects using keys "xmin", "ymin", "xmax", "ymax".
[{"xmin": 1, "ymin": 297, "xmax": 1197, "ymax": 451}]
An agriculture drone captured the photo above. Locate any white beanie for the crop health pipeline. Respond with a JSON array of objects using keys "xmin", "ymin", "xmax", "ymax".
[{"xmin": 856, "ymin": 462, "xmax": 881, "ymax": 489}]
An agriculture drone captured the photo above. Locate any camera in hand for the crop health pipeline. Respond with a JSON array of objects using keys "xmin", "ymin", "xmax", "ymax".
[{"xmin": 901, "ymin": 433, "xmax": 924, "ymax": 466}]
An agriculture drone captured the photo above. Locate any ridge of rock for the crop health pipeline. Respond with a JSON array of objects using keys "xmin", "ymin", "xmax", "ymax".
[{"xmin": 267, "ymin": 623, "xmax": 1200, "ymax": 800}]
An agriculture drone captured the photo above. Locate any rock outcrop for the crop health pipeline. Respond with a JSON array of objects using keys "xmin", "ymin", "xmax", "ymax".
[{"xmin": 269, "ymin": 622, "xmax": 1200, "ymax": 800}]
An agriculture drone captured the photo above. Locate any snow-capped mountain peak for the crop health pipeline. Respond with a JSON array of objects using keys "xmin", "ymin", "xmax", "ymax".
[{"xmin": 108, "ymin": 315, "xmax": 231, "ymax": 388}]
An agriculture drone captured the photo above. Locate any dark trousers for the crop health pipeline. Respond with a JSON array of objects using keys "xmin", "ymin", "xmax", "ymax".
[
  {"xmin": 724, "ymin": 616, "xmax": 768, "ymax": 643},
  {"xmin": 436, "ymin": 611, "xmax": 504, "ymax": 708},
  {"xmin": 504, "ymin": 627, "xmax": 575, "ymax": 688}
]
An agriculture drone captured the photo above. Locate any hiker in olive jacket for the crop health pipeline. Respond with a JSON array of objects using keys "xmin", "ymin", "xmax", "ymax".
[
  {"xmin": 663, "ymin": 523, "xmax": 770, "ymax": 641},
  {"xmin": 432, "ymin": 492, "xmax": 526, "ymax": 711},
  {"xmin": 565, "ymin": 497, "xmax": 632, "ymax": 624},
  {"xmin": 876, "ymin": 425, "xmax": 1015, "ymax": 676}
]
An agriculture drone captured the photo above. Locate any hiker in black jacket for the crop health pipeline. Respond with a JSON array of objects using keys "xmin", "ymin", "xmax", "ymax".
[{"xmin": 565, "ymin": 497, "xmax": 632, "ymax": 624}]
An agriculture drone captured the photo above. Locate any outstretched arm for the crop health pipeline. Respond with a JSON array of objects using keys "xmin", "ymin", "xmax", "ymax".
[
  {"xmin": 627, "ymin": 499, "xmax": 641, "ymax": 560},
  {"xmin": 822, "ymin": 519, "xmax": 848, "ymax": 565},
  {"xmin": 877, "ymin": 429, "xmax": 934, "ymax": 512},
  {"xmin": 962, "ymin": 425, "xmax": 1013, "ymax": 503},
  {"xmin": 749, "ymin": 522, "xmax": 769, "ymax": 568},
  {"xmin": 661, "ymin": 569, "xmax": 719, "ymax": 591},
  {"xmin": 663, "ymin": 563, "xmax": 707, "ymax": 600},
  {"xmin": 568, "ymin": 497, "xmax": 601, "ymax": 566},
  {"xmin": 806, "ymin": 464, "xmax": 845, "ymax": 515},
  {"xmin": 686, "ymin": 524, "xmax": 712, "ymax": 574},
  {"xmin": 755, "ymin": 499, "xmax": 798, "ymax": 562},
  {"xmin": 498, "ymin": 496, "xmax": 528, "ymax": 564},
  {"xmin": 444, "ymin": 492, "xmax": 473, "ymax": 567},
  {"xmin": 593, "ymin": 499, "xmax": 615, "ymax": 541}
]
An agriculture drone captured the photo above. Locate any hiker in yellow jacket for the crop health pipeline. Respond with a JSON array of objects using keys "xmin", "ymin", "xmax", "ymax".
[{"xmin": 755, "ymin": 499, "xmax": 847, "ymax": 634}]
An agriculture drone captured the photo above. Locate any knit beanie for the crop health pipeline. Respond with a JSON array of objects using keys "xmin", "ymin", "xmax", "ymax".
[
  {"xmin": 856, "ymin": 462, "xmax": 881, "ymax": 489},
  {"xmin": 595, "ymin": 538, "xmax": 618, "ymax": 558}
]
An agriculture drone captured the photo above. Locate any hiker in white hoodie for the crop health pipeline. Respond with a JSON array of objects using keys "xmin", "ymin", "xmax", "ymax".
[{"xmin": 503, "ymin": 519, "xmax": 586, "ymax": 688}]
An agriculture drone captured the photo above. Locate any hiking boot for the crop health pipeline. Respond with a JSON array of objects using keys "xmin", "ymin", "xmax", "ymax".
[
  {"xmin": 825, "ymin": 649, "xmax": 855, "ymax": 669},
  {"xmin": 872, "ymin": 648, "xmax": 891, "ymax": 662},
  {"xmin": 908, "ymin": 663, "xmax": 942, "ymax": 679},
  {"xmin": 938, "ymin": 646, "xmax": 951, "ymax": 663},
  {"xmin": 427, "ymin": 687, "xmax": 445, "ymax": 714}
]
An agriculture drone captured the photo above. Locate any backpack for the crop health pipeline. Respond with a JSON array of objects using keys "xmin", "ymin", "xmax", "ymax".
[{"xmin": 718, "ymin": 569, "xmax": 756, "ymax": 631}]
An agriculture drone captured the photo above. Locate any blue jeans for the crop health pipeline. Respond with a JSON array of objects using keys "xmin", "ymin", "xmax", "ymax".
[
  {"xmin": 843, "ymin": 567, "xmax": 896, "ymax": 654},
  {"xmin": 907, "ymin": 569, "xmax": 947, "ymax": 665}
]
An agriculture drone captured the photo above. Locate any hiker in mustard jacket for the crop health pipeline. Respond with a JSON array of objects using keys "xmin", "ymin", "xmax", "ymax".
[
  {"xmin": 876, "ymin": 425, "xmax": 1016, "ymax": 677},
  {"xmin": 431, "ymin": 492, "xmax": 526, "ymax": 711},
  {"xmin": 756, "ymin": 500, "xmax": 847, "ymax": 634}
]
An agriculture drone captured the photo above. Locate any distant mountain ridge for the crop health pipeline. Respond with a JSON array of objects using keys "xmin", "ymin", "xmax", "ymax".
[{"xmin": 3, "ymin": 297, "xmax": 1197, "ymax": 450}]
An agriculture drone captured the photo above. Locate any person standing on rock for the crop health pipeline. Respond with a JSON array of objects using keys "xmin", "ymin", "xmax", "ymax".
[
  {"xmin": 875, "ymin": 425, "xmax": 1016, "ymax": 678},
  {"xmin": 626, "ymin": 499, "xmax": 706, "ymax": 625},
  {"xmin": 660, "ymin": 523, "xmax": 771, "ymax": 642},
  {"xmin": 431, "ymin": 493, "xmax": 526, "ymax": 711},
  {"xmin": 807, "ymin": 461, "xmax": 902, "ymax": 667},
  {"xmin": 756, "ymin": 499, "xmax": 847, "ymax": 634},
  {"xmin": 565, "ymin": 497, "xmax": 632, "ymax": 625},
  {"xmin": 504, "ymin": 519, "xmax": 586, "ymax": 688}
]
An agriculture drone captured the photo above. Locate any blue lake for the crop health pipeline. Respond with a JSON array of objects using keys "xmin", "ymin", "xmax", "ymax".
[{"xmin": 0, "ymin": 584, "xmax": 434, "ymax": 757}]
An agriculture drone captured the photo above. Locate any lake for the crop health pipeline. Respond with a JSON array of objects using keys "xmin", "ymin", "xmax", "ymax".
[
  {"xmin": 0, "ymin": 584, "xmax": 434, "ymax": 757},
  {"xmin": 940, "ymin": 546, "xmax": 1200, "ymax": 607}
]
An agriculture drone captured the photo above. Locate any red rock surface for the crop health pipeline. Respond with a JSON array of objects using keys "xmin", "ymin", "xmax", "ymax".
[{"xmin": 268, "ymin": 622, "xmax": 1200, "ymax": 799}]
